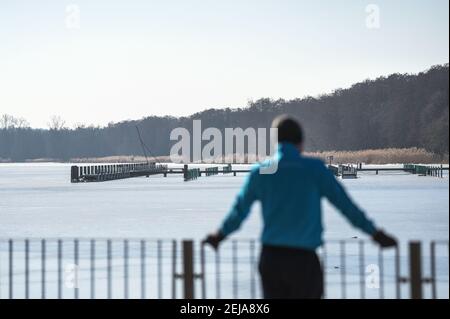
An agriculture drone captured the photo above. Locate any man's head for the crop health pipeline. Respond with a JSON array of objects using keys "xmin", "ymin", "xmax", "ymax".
[{"xmin": 272, "ymin": 115, "xmax": 304, "ymax": 151}]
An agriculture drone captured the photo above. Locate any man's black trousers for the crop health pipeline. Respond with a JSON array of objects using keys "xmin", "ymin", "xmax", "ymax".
[{"xmin": 258, "ymin": 244, "xmax": 323, "ymax": 299}]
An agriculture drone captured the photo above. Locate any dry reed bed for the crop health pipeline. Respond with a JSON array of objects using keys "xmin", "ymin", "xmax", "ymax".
[{"xmin": 65, "ymin": 148, "xmax": 448, "ymax": 165}]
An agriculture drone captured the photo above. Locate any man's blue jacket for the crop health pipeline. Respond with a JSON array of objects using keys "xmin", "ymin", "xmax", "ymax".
[{"xmin": 220, "ymin": 143, "xmax": 377, "ymax": 250}]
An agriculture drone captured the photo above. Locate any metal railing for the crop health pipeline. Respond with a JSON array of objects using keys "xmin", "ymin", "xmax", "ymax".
[{"xmin": 0, "ymin": 238, "xmax": 448, "ymax": 299}]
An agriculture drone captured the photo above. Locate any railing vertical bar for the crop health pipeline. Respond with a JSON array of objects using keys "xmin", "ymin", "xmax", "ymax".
[
  {"xmin": 0, "ymin": 241, "xmax": 2, "ymax": 299},
  {"xmin": 157, "ymin": 239, "xmax": 162, "ymax": 299},
  {"xmin": 340, "ymin": 241, "xmax": 346, "ymax": 299},
  {"xmin": 182, "ymin": 240, "xmax": 195, "ymax": 299},
  {"xmin": 57, "ymin": 239, "xmax": 63, "ymax": 299},
  {"xmin": 430, "ymin": 242, "xmax": 436, "ymax": 299},
  {"xmin": 172, "ymin": 240, "xmax": 177, "ymax": 299},
  {"xmin": 359, "ymin": 241, "xmax": 365, "ymax": 299},
  {"xmin": 250, "ymin": 240, "xmax": 256, "ymax": 299},
  {"xmin": 232, "ymin": 240, "xmax": 238, "ymax": 299},
  {"xmin": 140, "ymin": 240, "xmax": 146, "ymax": 299},
  {"xmin": 107, "ymin": 240, "xmax": 112, "ymax": 299},
  {"xmin": 8, "ymin": 239, "xmax": 13, "ymax": 299},
  {"xmin": 124, "ymin": 239, "xmax": 129, "ymax": 299},
  {"xmin": 378, "ymin": 249, "xmax": 384, "ymax": 299},
  {"xmin": 74, "ymin": 239, "xmax": 79, "ymax": 299},
  {"xmin": 41, "ymin": 239, "xmax": 46, "ymax": 299},
  {"xmin": 395, "ymin": 245, "xmax": 401, "ymax": 299},
  {"xmin": 216, "ymin": 249, "xmax": 221, "ymax": 299},
  {"xmin": 90, "ymin": 239, "xmax": 95, "ymax": 299},
  {"xmin": 25, "ymin": 239, "xmax": 29, "ymax": 299},
  {"xmin": 200, "ymin": 243, "xmax": 206, "ymax": 299},
  {"xmin": 322, "ymin": 243, "xmax": 327, "ymax": 299},
  {"xmin": 409, "ymin": 241, "xmax": 422, "ymax": 299}
]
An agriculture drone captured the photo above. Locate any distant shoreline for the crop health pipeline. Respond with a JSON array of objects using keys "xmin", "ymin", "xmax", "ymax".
[{"xmin": 1, "ymin": 147, "xmax": 448, "ymax": 165}]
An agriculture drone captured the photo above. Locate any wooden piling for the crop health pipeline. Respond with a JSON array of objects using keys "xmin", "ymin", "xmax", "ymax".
[{"xmin": 71, "ymin": 166, "xmax": 79, "ymax": 183}]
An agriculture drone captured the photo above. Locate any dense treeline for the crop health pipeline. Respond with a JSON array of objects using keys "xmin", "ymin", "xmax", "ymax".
[{"xmin": 0, "ymin": 64, "xmax": 448, "ymax": 162}]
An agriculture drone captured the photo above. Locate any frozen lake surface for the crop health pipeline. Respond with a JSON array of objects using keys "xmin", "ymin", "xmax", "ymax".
[
  {"xmin": 0, "ymin": 163, "xmax": 448, "ymax": 240},
  {"xmin": 0, "ymin": 163, "xmax": 448, "ymax": 299}
]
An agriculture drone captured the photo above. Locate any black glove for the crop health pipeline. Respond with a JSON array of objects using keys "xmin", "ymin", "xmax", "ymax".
[
  {"xmin": 372, "ymin": 230, "xmax": 397, "ymax": 248},
  {"xmin": 203, "ymin": 232, "xmax": 226, "ymax": 250}
]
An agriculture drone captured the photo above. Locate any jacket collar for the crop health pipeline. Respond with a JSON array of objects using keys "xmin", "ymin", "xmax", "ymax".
[{"xmin": 277, "ymin": 142, "xmax": 301, "ymax": 159}]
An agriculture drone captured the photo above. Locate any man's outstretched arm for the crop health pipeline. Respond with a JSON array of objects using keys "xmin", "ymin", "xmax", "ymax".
[
  {"xmin": 318, "ymin": 164, "xmax": 397, "ymax": 247},
  {"xmin": 204, "ymin": 169, "xmax": 259, "ymax": 249}
]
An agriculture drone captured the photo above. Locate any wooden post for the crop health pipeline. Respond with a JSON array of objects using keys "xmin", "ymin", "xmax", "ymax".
[
  {"xmin": 71, "ymin": 166, "xmax": 79, "ymax": 182},
  {"xmin": 409, "ymin": 241, "xmax": 423, "ymax": 299},
  {"xmin": 183, "ymin": 164, "xmax": 188, "ymax": 181},
  {"xmin": 182, "ymin": 240, "xmax": 195, "ymax": 299}
]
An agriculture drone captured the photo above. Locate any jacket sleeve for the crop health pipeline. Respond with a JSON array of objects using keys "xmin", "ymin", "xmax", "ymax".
[
  {"xmin": 318, "ymin": 164, "xmax": 377, "ymax": 235},
  {"xmin": 220, "ymin": 169, "xmax": 259, "ymax": 236}
]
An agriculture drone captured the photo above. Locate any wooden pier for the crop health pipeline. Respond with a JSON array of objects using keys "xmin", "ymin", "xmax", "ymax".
[
  {"xmin": 327, "ymin": 164, "xmax": 448, "ymax": 178},
  {"xmin": 222, "ymin": 164, "xmax": 232, "ymax": 174},
  {"xmin": 183, "ymin": 165, "xmax": 201, "ymax": 181},
  {"xmin": 71, "ymin": 162, "xmax": 448, "ymax": 183},
  {"xmin": 70, "ymin": 163, "xmax": 168, "ymax": 183},
  {"xmin": 338, "ymin": 164, "xmax": 358, "ymax": 179},
  {"xmin": 403, "ymin": 164, "xmax": 446, "ymax": 177}
]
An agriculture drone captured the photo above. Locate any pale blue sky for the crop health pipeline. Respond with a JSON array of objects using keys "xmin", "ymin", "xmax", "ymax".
[{"xmin": 0, "ymin": 0, "xmax": 448, "ymax": 128}]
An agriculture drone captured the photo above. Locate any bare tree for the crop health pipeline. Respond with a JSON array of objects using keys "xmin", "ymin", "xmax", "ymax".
[
  {"xmin": 16, "ymin": 117, "xmax": 30, "ymax": 129},
  {"xmin": 0, "ymin": 114, "xmax": 14, "ymax": 129},
  {"xmin": 73, "ymin": 122, "xmax": 86, "ymax": 130},
  {"xmin": 48, "ymin": 115, "xmax": 66, "ymax": 131},
  {"xmin": 0, "ymin": 114, "xmax": 30, "ymax": 130}
]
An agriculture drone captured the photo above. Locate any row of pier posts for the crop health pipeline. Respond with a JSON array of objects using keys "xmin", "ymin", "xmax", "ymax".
[
  {"xmin": 403, "ymin": 164, "xmax": 444, "ymax": 178},
  {"xmin": 426, "ymin": 165, "xmax": 444, "ymax": 178},
  {"xmin": 205, "ymin": 167, "xmax": 219, "ymax": 176},
  {"xmin": 183, "ymin": 165, "xmax": 220, "ymax": 181},
  {"xmin": 222, "ymin": 164, "xmax": 232, "ymax": 174},
  {"xmin": 182, "ymin": 165, "xmax": 228, "ymax": 181},
  {"xmin": 71, "ymin": 163, "xmax": 167, "ymax": 183},
  {"xmin": 183, "ymin": 165, "xmax": 201, "ymax": 182}
]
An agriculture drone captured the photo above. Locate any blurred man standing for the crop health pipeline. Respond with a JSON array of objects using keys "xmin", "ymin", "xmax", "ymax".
[{"xmin": 204, "ymin": 115, "xmax": 396, "ymax": 299}]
